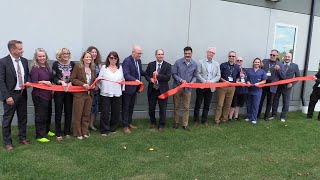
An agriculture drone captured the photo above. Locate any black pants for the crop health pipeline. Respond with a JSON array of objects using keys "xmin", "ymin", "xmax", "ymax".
[
  {"xmin": 148, "ymin": 89, "xmax": 168, "ymax": 128},
  {"xmin": 47, "ymin": 100, "xmax": 52, "ymax": 133},
  {"xmin": 307, "ymin": 88, "xmax": 320, "ymax": 118},
  {"xmin": 272, "ymin": 88, "xmax": 291, "ymax": 119},
  {"xmin": 100, "ymin": 96, "xmax": 121, "ymax": 134},
  {"xmin": 54, "ymin": 91, "xmax": 73, "ymax": 137},
  {"xmin": 258, "ymin": 87, "xmax": 275, "ymax": 119},
  {"xmin": 122, "ymin": 92, "xmax": 137, "ymax": 128},
  {"xmin": 2, "ymin": 91, "xmax": 28, "ymax": 145},
  {"xmin": 193, "ymin": 88, "xmax": 213, "ymax": 123},
  {"xmin": 32, "ymin": 95, "xmax": 52, "ymax": 139}
]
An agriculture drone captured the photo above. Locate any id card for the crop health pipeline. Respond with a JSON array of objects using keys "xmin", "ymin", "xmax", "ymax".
[
  {"xmin": 228, "ymin": 77, "xmax": 233, "ymax": 82},
  {"xmin": 267, "ymin": 72, "xmax": 271, "ymax": 76}
]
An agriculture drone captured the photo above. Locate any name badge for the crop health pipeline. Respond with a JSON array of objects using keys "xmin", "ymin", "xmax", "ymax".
[
  {"xmin": 228, "ymin": 77, "xmax": 233, "ymax": 82},
  {"xmin": 241, "ymin": 78, "xmax": 245, "ymax": 83},
  {"xmin": 267, "ymin": 72, "xmax": 271, "ymax": 76}
]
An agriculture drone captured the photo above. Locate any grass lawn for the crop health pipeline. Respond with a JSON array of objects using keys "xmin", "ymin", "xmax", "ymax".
[{"xmin": 1, "ymin": 111, "xmax": 320, "ymax": 179}]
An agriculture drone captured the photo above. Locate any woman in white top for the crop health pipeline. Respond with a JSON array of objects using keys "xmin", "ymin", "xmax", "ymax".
[{"xmin": 98, "ymin": 51, "xmax": 124, "ymax": 136}]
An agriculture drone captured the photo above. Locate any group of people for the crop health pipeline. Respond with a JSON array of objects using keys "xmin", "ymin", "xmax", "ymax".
[{"xmin": 0, "ymin": 39, "xmax": 312, "ymax": 151}]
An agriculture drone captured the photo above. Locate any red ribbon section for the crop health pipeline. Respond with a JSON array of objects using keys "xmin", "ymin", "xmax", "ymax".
[
  {"xmin": 23, "ymin": 78, "xmax": 144, "ymax": 93},
  {"xmin": 158, "ymin": 76, "xmax": 315, "ymax": 99}
]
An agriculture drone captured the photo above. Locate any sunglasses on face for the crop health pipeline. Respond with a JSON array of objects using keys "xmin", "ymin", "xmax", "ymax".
[
  {"xmin": 270, "ymin": 54, "xmax": 278, "ymax": 57},
  {"xmin": 109, "ymin": 57, "xmax": 118, "ymax": 60}
]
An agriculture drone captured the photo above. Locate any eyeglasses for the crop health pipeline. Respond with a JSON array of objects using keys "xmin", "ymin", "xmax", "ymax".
[
  {"xmin": 109, "ymin": 57, "xmax": 118, "ymax": 60},
  {"xmin": 270, "ymin": 54, "xmax": 278, "ymax": 57},
  {"xmin": 236, "ymin": 60, "xmax": 243, "ymax": 62},
  {"xmin": 229, "ymin": 56, "xmax": 235, "ymax": 58}
]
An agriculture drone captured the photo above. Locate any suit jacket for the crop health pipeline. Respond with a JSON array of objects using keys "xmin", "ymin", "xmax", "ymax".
[
  {"xmin": 0, "ymin": 55, "xmax": 29, "ymax": 101},
  {"xmin": 278, "ymin": 62, "xmax": 300, "ymax": 91},
  {"xmin": 312, "ymin": 70, "xmax": 320, "ymax": 90},
  {"xmin": 196, "ymin": 59, "xmax": 221, "ymax": 92},
  {"xmin": 122, "ymin": 55, "xmax": 146, "ymax": 94},
  {"xmin": 262, "ymin": 59, "xmax": 285, "ymax": 93},
  {"xmin": 70, "ymin": 64, "xmax": 96, "ymax": 98},
  {"xmin": 145, "ymin": 60, "xmax": 171, "ymax": 96}
]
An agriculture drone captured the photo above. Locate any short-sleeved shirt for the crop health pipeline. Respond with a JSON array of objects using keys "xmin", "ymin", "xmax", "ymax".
[
  {"xmin": 247, "ymin": 68, "xmax": 267, "ymax": 95},
  {"xmin": 220, "ymin": 62, "xmax": 240, "ymax": 83}
]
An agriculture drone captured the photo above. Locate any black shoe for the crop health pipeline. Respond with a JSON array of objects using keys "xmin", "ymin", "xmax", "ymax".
[
  {"xmin": 228, "ymin": 118, "xmax": 232, "ymax": 122},
  {"xmin": 182, "ymin": 126, "xmax": 190, "ymax": 131},
  {"xmin": 306, "ymin": 116, "xmax": 312, "ymax": 120},
  {"xmin": 173, "ymin": 123, "xmax": 179, "ymax": 129}
]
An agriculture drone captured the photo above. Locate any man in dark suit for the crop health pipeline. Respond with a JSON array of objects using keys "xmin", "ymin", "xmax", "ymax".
[
  {"xmin": 122, "ymin": 45, "xmax": 145, "ymax": 133},
  {"xmin": 307, "ymin": 69, "xmax": 320, "ymax": 120},
  {"xmin": 0, "ymin": 40, "xmax": 30, "ymax": 151},
  {"xmin": 257, "ymin": 49, "xmax": 285, "ymax": 120},
  {"xmin": 145, "ymin": 49, "xmax": 171, "ymax": 132},
  {"xmin": 271, "ymin": 53, "xmax": 300, "ymax": 122}
]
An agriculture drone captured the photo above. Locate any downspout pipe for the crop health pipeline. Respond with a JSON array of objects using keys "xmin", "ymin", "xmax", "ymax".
[{"xmin": 301, "ymin": 0, "xmax": 315, "ymax": 106}]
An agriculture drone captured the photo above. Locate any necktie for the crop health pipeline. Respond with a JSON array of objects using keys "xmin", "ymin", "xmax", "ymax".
[
  {"xmin": 135, "ymin": 61, "xmax": 140, "ymax": 80},
  {"xmin": 285, "ymin": 63, "xmax": 289, "ymax": 72},
  {"xmin": 15, "ymin": 59, "xmax": 23, "ymax": 88},
  {"xmin": 157, "ymin": 63, "xmax": 161, "ymax": 74},
  {"xmin": 154, "ymin": 63, "xmax": 161, "ymax": 89}
]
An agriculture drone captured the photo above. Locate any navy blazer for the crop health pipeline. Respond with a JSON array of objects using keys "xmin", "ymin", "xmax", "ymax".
[
  {"xmin": 145, "ymin": 60, "xmax": 171, "ymax": 96},
  {"xmin": 0, "ymin": 55, "xmax": 29, "ymax": 101},
  {"xmin": 262, "ymin": 59, "xmax": 285, "ymax": 93},
  {"xmin": 122, "ymin": 55, "xmax": 145, "ymax": 94}
]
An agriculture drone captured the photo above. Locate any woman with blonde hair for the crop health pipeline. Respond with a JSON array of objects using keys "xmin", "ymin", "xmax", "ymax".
[
  {"xmin": 51, "ymin": 48, "xmax": 75, "ymax": 140},
  {"xmin": 71, "ymin": 51, "xmax": 96, "ymax": 139},
  {"xmin": 30, "ymin": 48, "xmax": 54, "ymax": 142}
]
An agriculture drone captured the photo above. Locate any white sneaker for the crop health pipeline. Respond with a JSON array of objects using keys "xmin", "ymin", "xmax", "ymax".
[
  {"xmin": 280, "ymin": 119, "xmax": 286, "ymax": 122},
  {"xmin": 101, "ymin": 134, "xmax": 108, "ymax": 137},
  {"xmin": 252, "ymin": 121, "xmax": 257, "ymax": 124},
  {"xmin": 245, "ymin": 118, "xmax": 250, "ymax": 122},
  {"xmin": 268, "ymin": 117, "xmax": 274, "ymax": 120},
  {"xmin": 83, "ymin": 135, "xmax": 90, "ymax": 138},
  {"xmin": 65, "ymin": 135, "xmax": 71, "ymax": 139},
  {"xmin": 77, "ymin": 136, "xmax": 83, "ymax": 140}
]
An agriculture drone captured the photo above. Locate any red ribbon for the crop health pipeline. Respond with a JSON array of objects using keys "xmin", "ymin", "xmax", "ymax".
[
  {"xmin": 158, "ymin": 75, "xmax": 315, "ymax": 99},
  {"xmin": 23, "ymin": 78, "xmax": 144, "ymax": 93}
]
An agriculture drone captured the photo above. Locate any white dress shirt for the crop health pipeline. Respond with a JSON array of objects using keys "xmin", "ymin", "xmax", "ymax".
[
  {"xmin": 98, "ymin": 65, "xmax": 124, "ymax": 97},
  {"xmin": 10, "ymin": 54, "xmax": 25, "ymax": 90}
]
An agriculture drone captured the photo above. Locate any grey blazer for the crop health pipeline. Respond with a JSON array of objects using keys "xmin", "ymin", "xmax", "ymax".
[{"xmin": 196, "ymin": 59, "xmax": 221, "ymax": 92}]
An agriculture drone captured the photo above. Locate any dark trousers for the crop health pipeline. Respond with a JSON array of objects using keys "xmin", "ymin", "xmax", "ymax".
[
  {"xmin": 47, "ymin": 100, "xmax": 52, "ymax": 133},
  {"xmin": 54, "ymin": 91, "xmax": 73, "ymax": 137},
  {"xmin": 246, "ymin": 92, "xmax": 262, "ymax": 122},
  {"xmin": 2, "ymin": 91, "xmax": 28, "ymax": 145},
  {"xmin": 194, "ymin": 88, "xmax": 213, "ymax": 123},
  {"xmin": 258, "ymin": 87, "xmax": 275, "ymax": 119},
  {"xmin": 122, "ymin": 92, "xmax": 137, "ymax": 128},
  {"xmin": 272, "ymin": 88, "xmax": 292, "ymax": 119},
  {"xmin": 148, "ymin": 89, "xmax": 168, "ymax": 128},
  {"xmin": 307, "ymin": 88, "xmax": 320, "ymax": 118},
  {"xmin": 32, "ymin": 95, "xmax": 51, "ymax": 139},
  {"xmin": 100, "ymin": 96, "xmax": 121, "ymax": 134}
]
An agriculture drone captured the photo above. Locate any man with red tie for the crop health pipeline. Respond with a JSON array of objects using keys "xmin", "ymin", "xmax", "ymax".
[{"xmin": 0, "ymin": 40, "xmax": 30, "ymax": 151}]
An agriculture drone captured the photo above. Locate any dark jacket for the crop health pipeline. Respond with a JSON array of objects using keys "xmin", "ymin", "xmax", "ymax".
[
  {"xmin": 122, "ymin": 55, "xmax": 145, "ymax": 94},
  {"xmin": 0, "ymin": 55, "xmax": 29, "ymax": 101},
  {"xmin": 145, "ymin": 60, "xmax": 171, "ymax": 96}
]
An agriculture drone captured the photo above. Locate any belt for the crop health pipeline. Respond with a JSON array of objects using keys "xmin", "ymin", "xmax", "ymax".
[{"xmin": 13, "ymin": 90, "xmax": 23, "ymax": 93}]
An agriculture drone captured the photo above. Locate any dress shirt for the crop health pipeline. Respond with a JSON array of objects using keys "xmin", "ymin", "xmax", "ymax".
[{"xmin": 10, "ymin": 54, "xmax": 25, "ymax": 90}]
